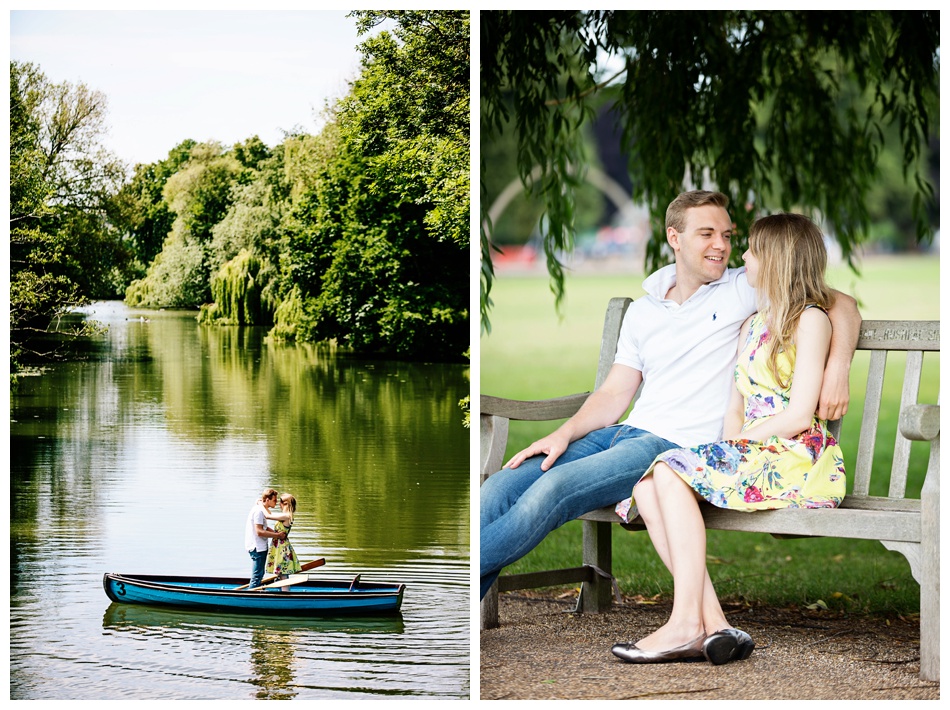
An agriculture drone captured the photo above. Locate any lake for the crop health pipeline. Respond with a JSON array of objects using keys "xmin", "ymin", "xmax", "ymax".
[{"xmin": 9, "ymin": 301, "xmax": 471, "ymax": 699}]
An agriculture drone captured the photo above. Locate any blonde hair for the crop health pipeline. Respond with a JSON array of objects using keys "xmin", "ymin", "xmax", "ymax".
[
  {"xmin": 261, "ymin": 488, "xmax": 279, "ymax": 503},
  {"xmin": 666, "ymin": 190, "xmax": 730, "ymax": 232},
  {"xmin": 747, "ymin": 213, "xmax": 835, "ymax": 387},
  {"xmin": 280, "ymin": 493, "xmax": 297, "ymax": 519}
]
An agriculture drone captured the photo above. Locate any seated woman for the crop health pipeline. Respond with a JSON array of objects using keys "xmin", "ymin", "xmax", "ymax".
[
  {"xmin": 612, "ymin": 212, "xmax": 847, "ymax": 665},
  {"xmin": 263, "ymin": 493, "xmax": 302, "ymax": 590}
]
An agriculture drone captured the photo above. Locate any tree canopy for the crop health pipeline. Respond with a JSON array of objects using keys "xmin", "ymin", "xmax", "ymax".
[
  {"xmin": 9, "ymin": 60, "xmax": 128, "ymax": 367},
  {"xmin": 126, "ymin": 10, "xmax": 470, "ymax": 360},
  {"xmin": 289, "ymin": 9, "xmax": 470, "ymax": 358},
  {"xmin": 480, "ymin": 10, "xmax": 939, "ymax": 328},
  {"xmin": 10, "ymin": 10, "xmax": 470, "ymax": 376}
]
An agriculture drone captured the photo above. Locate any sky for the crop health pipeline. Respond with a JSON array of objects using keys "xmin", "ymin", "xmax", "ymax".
[{"xmin": 9, "ymin": 10, "xmax": 371, "ymax": 168}]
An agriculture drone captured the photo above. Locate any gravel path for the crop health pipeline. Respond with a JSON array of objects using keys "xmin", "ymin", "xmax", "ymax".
[{"xmin": 480, "ymin": 593, "xmax": 939, "ymax": 700}]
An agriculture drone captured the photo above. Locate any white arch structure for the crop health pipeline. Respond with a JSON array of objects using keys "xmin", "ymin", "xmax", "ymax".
[{"xmin": 482, "ymin": 165, "xmax": 645, "ymax": 240}]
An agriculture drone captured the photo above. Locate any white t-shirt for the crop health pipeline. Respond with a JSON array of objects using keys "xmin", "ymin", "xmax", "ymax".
[
  {"xmin": 244, "ymin": 502, "xmax": 268, "ymax": 553},
  {"xmin": 616, "ymin": 265, "xmax": 758, "ymax": 447}
]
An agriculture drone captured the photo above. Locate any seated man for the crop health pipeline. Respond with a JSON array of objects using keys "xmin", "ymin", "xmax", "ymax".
[{"xmin": 480, "ymin": 190, "xmax": 860, "ymax": 599}]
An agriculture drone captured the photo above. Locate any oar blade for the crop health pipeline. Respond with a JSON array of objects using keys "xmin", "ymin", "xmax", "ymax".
[
  {"xmin": 258, "ymin": 574, "xmax": 310, "ymax": 590},
  {"xmin": 300, "ymin": 557, "xmax": 326, "ymax": 572},
  {"xmin": 233, "ymin": 557, "xmax": 325, "ymax": 590}
]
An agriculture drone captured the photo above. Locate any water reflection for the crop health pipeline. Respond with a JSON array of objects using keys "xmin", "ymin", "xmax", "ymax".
[
  {"xmin": 100, "ymin": 603, "xmax": 413, "ymax": 700},
  {"xmin": 12, "ymin": 302, "xmax": 469, "ymax": 566},
  {"xmin": 11, "ymin": 302, "xmax": 470, "ymax": 699},
  {"xmin": 249, "ymin": 626, "xmax": 299, "ymax": 700},
  {"xmin": 101, "ymin": 602, "xmax": 406, "ymax": 633}
]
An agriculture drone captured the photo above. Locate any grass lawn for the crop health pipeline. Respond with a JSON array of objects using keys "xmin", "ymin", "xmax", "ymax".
[{"xmin": 479, "ymin": 254, "xmax": 939, "ymax": 614}]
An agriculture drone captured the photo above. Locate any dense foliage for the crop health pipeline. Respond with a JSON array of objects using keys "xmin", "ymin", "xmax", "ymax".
[
  {"xmin": 128, "ymin": 10, "xmax": 469, "ymax": 361},
  {"xmin": 9, "ymin": 11, "xmax": 470, "ymax": 375},
  {"xmin": 480, "ymin": 11, "xmax": 939, "ymax": 327},
  {"xmin": 275, "ymin": 10, "xmax": 470, "ymax": 358},
  {"xmin": 9, "ymin": 60, "xmax": 129, "ymax": 367}
]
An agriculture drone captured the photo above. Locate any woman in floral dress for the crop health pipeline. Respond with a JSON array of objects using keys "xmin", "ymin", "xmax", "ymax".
[
  {"xmin": 264, "ymin": 493, "xmax": 302, "ymax": 588},
  {"xmin": 612, "ymin": 213, "xmax": 846, "ymax": 666}
]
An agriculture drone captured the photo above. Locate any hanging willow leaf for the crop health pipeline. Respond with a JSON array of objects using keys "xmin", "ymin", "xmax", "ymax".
[{"xmin": 480, "ymin": 10, "xmax": 938, "ymax": 329}]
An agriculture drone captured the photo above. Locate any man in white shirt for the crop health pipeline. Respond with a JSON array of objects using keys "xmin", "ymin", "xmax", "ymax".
[
  {"xmin": 480, "ymin": 190, "xmax": 861, "ymax": 599},
  {"xmin": 245, "ymin": 488, "xmax": 287, "ymax": 589}
]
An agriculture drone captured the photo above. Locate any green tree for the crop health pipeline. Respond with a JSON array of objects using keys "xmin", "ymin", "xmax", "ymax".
[
  {"xmin": 120, "ymin": 13, "xmax": 470, "ymax": 363},
  {"xmin": 268, "ymin": 10, "xmax": 470, "ymax": 360},
  {"xmin": 112, "ymin": 139, "xmax": 196, "ymax": 270},
  {"xmin": 480, "ymin": 11, "xmax": 939, "ymax": 327},
  {"xmin": 125, "ymin": 142, "xmax": 246, "ymax": 308},
  {"xmin": 481, "ymin": 110, "xmax": 609, "ymax": 247},
  {"xmin": 231, "ymin": 134, "xmax": 271, "ymax": 171},
  {"xmin": 199, "ymin": 147, "xmax": 287, "ymax": 326},
  {"xmin": 352, "ymin": 10, "xmax": 470, "ymax": 248},
  {"xmin": 268, "ymin": 130, "xmax": 342, "ymax": 339},
  {"xmin": 9, "ymin": 61, "xmax": 126, "ymax": 371},
  {"xmin": 9, "ymin": 62, "xmax": 48, "ymax": 224}
]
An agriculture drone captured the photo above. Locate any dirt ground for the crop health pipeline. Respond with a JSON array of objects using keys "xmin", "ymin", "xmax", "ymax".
[{"xmin": 480, "ymin": 591, "xmax": 939, "ymax": 700}]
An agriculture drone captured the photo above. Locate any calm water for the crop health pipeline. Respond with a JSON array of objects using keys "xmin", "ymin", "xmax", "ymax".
[{"xmin": 9, "ymin": 302, "xmax": 471, "ymax": 699}]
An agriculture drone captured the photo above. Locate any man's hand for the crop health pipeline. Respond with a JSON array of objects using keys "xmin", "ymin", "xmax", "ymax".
[
  {"xmin": 818, "ymin": 360, "xmax": 851, "ymax": 421},
  {"xmin": 504, "ymin": 431, "xmax": 572, "ymax": 472},
  {"xmin": 500, "ymin": 364, "xmax": 642, "ymax": 473},
  {"xmin": 820, "ymin": 290, "xmax": 860, "ymax": 422}
]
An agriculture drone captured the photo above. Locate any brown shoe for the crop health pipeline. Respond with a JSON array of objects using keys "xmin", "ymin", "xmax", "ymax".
[{"xmin": 611, "ymin": 635, "xmax": 706, "ymax": 663}]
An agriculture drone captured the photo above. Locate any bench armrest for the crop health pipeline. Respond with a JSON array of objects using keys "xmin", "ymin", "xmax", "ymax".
[
  {"xmin": 479, "ymin": 392, "xmax": 590, "ymax": 482},
  {"xmin": 481, "ymin": 392, "xmax": 590, "ymax": 421},
  {"xmin": 899, "ymin": 404, "xmax": 940, "ymax": 441}
]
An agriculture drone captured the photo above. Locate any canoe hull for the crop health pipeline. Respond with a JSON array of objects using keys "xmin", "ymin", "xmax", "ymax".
[{"xmin": 103, "ymin": 573, "xmax": 405, "ymax": 616}]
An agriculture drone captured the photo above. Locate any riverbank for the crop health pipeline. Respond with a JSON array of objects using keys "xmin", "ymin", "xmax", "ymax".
[{"xmin": 480, "ymin": 592, "xmax": 938, "ymax": 700}]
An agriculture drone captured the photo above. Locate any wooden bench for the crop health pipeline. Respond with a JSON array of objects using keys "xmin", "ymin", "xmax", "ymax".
[{"xmin": 480, "ymin": 298, "xmax": 940, "ymax": 682}]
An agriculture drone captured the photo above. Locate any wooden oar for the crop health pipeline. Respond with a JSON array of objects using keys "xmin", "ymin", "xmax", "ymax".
[
  {"xmin": 234, "ymin": 557, "xmax": 325, "ymax": 590},
  {"xmin": 251, "ymin": 573, "xmax": 311, "ymax": 591}
]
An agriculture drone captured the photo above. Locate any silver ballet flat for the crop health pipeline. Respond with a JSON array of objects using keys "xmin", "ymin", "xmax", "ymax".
[
  {"xmin": 611, "ymin": 634, "xmax": 706, "ymax": 663},
  {"xmin": 702, "ymin": 627, "xmax": 755, "ymax": 665}
]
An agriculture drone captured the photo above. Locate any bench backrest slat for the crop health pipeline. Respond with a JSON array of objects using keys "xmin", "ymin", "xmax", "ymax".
[
  {"xmin": 890, "ymin": 350, "xmax": 924, "ymax": 497},
  {"xmin": 853, "ymin": 349, "xmax": 887, "ymax": 497},
  {"xmin": 849, "ymin": 320, "xmax": 938, "ymax": 499},
  {"xmin": 596, "ymin": 298, "xmax": 631, "ymax": 388}
]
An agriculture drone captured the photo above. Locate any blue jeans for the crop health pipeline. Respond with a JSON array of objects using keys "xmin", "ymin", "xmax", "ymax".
[
  {"xmin": 480, "ymin": 425, "xmax": 677, "ymax": 599},
  {"xmin": 248, "ymin": 548, "xmax": 268, "ymax": 588}
]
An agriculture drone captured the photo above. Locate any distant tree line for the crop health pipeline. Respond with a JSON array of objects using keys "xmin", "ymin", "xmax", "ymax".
[{"xmin": 9, "ymin": 10, "xmax": 469, "ymax": 377}]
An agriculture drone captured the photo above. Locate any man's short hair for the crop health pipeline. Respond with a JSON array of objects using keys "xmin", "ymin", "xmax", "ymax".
[
  {"xmin": 666, "ymin": 190, "xmax": 730, "ymax": 232},
  {"xmin": 261, "ymin": 488, "xmax": 279, "ymax": 501}
]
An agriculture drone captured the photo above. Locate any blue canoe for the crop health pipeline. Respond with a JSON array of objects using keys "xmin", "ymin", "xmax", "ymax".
[{"xmin": 103, "ymin": 572, "xmax": 405, "ymax": 616}]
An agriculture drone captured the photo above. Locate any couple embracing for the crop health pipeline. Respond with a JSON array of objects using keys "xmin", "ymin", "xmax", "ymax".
[
  {"xmin": 245, "ymin": 488, "xmax": 301, "ymax": 590},
  {"xmin": 480, "ymin": 190, "xmax": 862, "ymax": 665}
]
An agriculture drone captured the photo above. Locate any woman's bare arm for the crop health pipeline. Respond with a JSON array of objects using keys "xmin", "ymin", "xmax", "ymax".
[
  {"xmin": 742, "ymin": 308, "xmax": 832, "ymax": 441},
  {"xmin": 722, "ymin": 315, "xmax": 755, "ymax": 439},
  {"xmin": 262, "ymin": 508, "xmax": 292, "ymax": 523}
]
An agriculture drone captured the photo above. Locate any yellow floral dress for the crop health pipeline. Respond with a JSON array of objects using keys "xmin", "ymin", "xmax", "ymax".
[
  {"xmin": 265, "ymin": 521, "xmax": 302, "ymax": 576},
  {"xmin": 616, "ymin": 310, "xmax": 846, "ymax": 520}
]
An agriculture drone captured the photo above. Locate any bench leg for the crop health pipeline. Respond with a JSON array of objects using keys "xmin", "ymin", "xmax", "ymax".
[
  {"xmin": 919, "ymin": 438, "xmax": 939, "ymax": 681},
  {"xmin": 481, "ymin": 581, "xmax": 499, "ymax": 630},
  {"xmin": 580, "ymin": 519, "xmax": 613, "ymax": 613}
]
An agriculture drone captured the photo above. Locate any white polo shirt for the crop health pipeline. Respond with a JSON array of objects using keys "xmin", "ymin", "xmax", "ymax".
[
  {"xmin": 245, "ymin": 502, "xmax": 268, "ymax": 553},
  {"xmin": 616, "ymin": 265, "xmax": 758, "ymax": 447}
]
